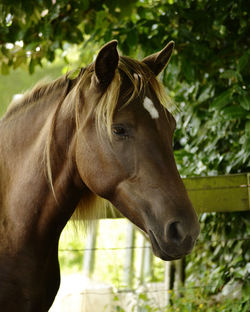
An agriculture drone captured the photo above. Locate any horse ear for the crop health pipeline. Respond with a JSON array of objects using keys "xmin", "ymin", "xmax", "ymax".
[
  {"xmin": 95, "ymin": 40, "xmax": 119, "ymax": 87},
  {"xmin": 142, "ymin": 41, "xmax": 174, "ymax": 76}
]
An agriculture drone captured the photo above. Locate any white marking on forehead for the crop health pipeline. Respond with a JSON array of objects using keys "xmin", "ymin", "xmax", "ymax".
[
  {"xmin": 133, "ymin": 73, "xmax": 141, "ymax": 79},
  {"xmin": 143, "ymin": 97, "xmax": 159, "ymax": 119}
]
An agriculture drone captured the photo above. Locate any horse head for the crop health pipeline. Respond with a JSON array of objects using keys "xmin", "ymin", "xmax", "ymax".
[{"xmin": 75, "ymin": 41, "xmax": 200, "ymax": 260}]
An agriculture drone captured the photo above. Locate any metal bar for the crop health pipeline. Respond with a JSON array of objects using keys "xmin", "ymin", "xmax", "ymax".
[
  {"xmin": 123, "ymin": 222, "xmax": 135, "ymax": 287},
  {"xmin": 82, "ymin": 223, "xmax": 98, "ymax": 278}
]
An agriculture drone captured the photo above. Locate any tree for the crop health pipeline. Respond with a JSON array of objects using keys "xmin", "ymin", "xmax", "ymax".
[
  {"xmin": 0, "ymin": 0, "xmax": 135, "ymax": 73},
  {"xmin": 1, "ymin": 0, "xmax": 249, "ymax": 172}
]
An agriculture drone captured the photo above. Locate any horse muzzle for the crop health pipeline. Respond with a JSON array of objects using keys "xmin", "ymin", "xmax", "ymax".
[{"xmin": 148, "ymin": 219, "xmax": 200, "ymax": 261}]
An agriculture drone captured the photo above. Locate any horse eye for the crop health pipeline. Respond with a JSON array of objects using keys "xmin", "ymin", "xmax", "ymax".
[{"xmin": 112, "ymin": 125, "xmax": 128, "ymax": 138}]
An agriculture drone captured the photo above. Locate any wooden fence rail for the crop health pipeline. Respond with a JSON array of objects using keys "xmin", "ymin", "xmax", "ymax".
[
  {"xmin": 105, "ymin": 173, "xmax": 250, "ymax": 217},
  {"xmin": 183, "ymin": 173, "xmax": 250, "ymax": 213}
]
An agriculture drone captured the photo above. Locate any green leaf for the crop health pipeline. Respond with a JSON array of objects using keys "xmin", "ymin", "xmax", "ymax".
[
  {"xmin": 238, "ymin": 94, "xmax": 250, "ymax": 111},
  {"xmin": 245, "ymin": 120, "xmax": 250, "ymax": 138},
  {"xmin": 29, "ymin": 58, "xmax": 35, "ymax": 74},
  {"xmin": 210, "ymin": 88, "xmax": 234, "ymax": 110},
  {"xmin": 237, "ymin": 50, "xmax": 250, "ymax": 73},
  {"xmin": 221, "ymin": 105, "xmax": 246, "ymax": 119}
]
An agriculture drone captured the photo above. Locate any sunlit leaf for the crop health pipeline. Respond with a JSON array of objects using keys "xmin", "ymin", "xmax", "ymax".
[{"xmin": 197, "ymin": 85, "xmax": 213, "ymax": 104}]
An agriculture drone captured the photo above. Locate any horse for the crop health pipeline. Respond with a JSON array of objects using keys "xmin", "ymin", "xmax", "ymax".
[{"xmin": 0, "ymin": 40, "xmax": 200, "ymax": 311}]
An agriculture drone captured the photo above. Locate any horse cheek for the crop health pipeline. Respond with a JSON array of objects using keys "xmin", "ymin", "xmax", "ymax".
[{"xmin": 75, "ymin": 138, "xmax": 118, "ymax": 198}]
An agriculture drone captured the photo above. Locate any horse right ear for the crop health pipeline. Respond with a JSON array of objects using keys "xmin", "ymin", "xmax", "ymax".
[
  {"xmin": 94, "ymin": 40, "xmax": 119, "ymax": 88},
  {"xmin": 142, "ymin": 41, "xmax": 174, "ymax": 76}
]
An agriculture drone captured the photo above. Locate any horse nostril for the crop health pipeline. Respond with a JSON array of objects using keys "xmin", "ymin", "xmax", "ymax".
[{"xmin": 166, "ymin": 221, "xmax": 186, "ymax": 244}]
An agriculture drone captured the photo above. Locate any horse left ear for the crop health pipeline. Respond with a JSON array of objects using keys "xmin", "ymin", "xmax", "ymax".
[
  {"xmin": 95, "ymin": 40, "xmax": 119, "ymax": 87},
  {"xmin": 142, "ymin": 41, "xmax": 174, "ymax": 76}
]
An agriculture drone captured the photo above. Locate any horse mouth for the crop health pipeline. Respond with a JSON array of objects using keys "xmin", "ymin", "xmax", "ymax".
[{"xmin": 148, "ymin": 230, "xmax": 183, "ymax": 261}]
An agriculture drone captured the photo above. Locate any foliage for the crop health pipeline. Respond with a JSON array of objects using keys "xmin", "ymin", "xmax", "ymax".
[
  {"xmin": 113, "ymin": 286, "xmax": 250, "ymax": 312},
  {"xmin": 184, "ymin": 211, "xmax": 250, "ymax": 311},
  {"xmin": 1, "ymin": 0, "xmax": 249, "ymax": 170}
]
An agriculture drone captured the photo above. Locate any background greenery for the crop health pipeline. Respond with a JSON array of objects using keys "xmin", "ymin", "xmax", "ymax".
[
  {"xmin": 1, "ymin": 0, "xmax": 249, "ymax": 170},
  {"xmin": 1, "ymin": 0, "xmax": 249, "ymax": 311}
]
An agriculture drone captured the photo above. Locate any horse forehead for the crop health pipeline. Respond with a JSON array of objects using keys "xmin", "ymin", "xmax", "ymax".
[{"xmin": 143, "ymin": 97, "xmax": 159, "ymax": 119}]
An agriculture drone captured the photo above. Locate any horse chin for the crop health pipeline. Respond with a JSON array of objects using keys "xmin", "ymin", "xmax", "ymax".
[{"xmin": 148, "ymin": 230, "xmax": 186, "ymax": 261}]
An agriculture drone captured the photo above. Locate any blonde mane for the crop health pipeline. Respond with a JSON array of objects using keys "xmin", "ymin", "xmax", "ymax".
[{"xmin": 92, "ymin": 56, "xmax": 173, "ymax": 138}]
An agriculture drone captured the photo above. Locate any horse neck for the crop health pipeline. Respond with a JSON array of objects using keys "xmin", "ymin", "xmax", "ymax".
[
  {"xmin": 1, "ymin": 87, "xmax": 66, "ymax": 153},
  {"xmin": 0, "ymin": 86, "xmax": 84, "ymax": 243}
]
